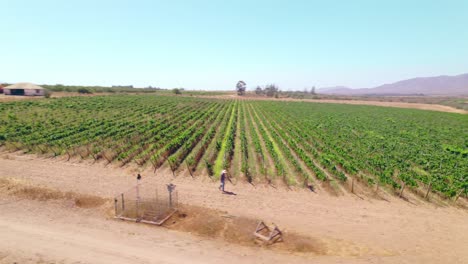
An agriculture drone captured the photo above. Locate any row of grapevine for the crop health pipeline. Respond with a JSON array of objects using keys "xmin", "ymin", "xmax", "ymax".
[
  {"xmin": 0, "ymin": 95, "xmax": 465, "ymax": 200},
  {"xmin": 257, "ymin": 104, "xmax": 345, "ymax": 182},
  {"xmin": 213, "ymin": 100, "xmax": 238, "ymax": 178},
  {"xmin": 248, "ymin": 102, "xmax": 304, "ymax": 185},
  {"xmin": 238, "ymin": 101, "xmax": 251, "ymax": 182},
  {"xmin": 186, "ymin": 102, "xmax": 231, "ymax": 171},
  {"xmin": 246, "ymin": 103, "xmax": 288, "ymax": 181},
  {"xmin": 201, "ymin": 101, "xmax": 235, "ymax": 176}
]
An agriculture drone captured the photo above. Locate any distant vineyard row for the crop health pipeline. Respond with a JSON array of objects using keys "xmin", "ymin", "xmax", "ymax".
[{"xmin": 0, "ymin": 95, "xmax": 466, "ymax": 200}]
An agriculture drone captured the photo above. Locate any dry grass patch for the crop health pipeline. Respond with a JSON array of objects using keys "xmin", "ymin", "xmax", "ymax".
[
  {"xmin": 0, "ymin": 178, "xmax": 108, "ymax": 208},
  {"xmin": 164, "ymin": 204, "xmax": 327, "ymax": 254}
]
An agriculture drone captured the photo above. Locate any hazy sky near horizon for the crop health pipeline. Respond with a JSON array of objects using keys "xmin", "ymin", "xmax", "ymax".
[{"xmin": 1, "ymin": 0, "xmax": 468, "ymax": 90}]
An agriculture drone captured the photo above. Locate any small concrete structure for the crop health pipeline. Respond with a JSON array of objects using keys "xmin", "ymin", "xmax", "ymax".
[{"xmin": 4, "ymin": 82, "xmax": 45, "ymax": 96}]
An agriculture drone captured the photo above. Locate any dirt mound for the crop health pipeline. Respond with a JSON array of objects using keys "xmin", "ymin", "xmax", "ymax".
[
  {"xmin": 165, "ymin": 204, "xmax": 327, "ymax": 255},
  {"xmin": 0, "ymin": 178, "xmax": 108, "ymax": 208}
]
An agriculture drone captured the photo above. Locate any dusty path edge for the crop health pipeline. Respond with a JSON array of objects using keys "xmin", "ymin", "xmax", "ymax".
[{"xmin": 194, "ymin": 94, "xmax": 468, "ymax": 114}]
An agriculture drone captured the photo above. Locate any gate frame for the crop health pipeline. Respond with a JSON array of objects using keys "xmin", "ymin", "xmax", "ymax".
[{"xmin": 114, "ymin": 182, "xmax": 178, "ymax": 226}]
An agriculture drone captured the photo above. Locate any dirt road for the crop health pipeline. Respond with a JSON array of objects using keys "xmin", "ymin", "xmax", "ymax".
[
  {"xmin": 300, "ymin": 98, "xmax": 468, "ymax": 114},
  {"xmin": 1, "ymin": 153, "xmax": 467, "ymax": 263},
  {"xmin": 0, "ymin": 198, "xmax": 317, "ymax": 264},
  {"xmin": 204, "ymin": 94, "xmax": 468, "ymax": 114}
]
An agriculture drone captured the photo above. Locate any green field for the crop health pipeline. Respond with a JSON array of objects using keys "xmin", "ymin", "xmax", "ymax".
[{"xmin": 0, "ymin": 95, "xmax": 466, "ymax": 199}]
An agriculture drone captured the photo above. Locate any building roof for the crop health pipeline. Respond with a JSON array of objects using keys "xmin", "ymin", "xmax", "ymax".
[{"xmin": 4, "ymin": 82, "xmax": 44, "ymax": 90}]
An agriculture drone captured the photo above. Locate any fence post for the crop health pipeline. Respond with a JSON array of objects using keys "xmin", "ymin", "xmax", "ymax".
[
  {"xmin": 399, "ymin": 182, "xmax": 406, "ymax": 198},
  {"xmin": 136, "ymin": 177, "xmax": 141, "ymax": 219},
  {"xmin": 121, "ymin": 193, "xmax": 125, "ymax": 212},
  {"xmin": 168, "ymin": 159, "xmax": 176, "ymax": 178},
  {"xmin": 186, "ymin": 160, "xmax": 194, "ymax": 178},
  {"xmin": 167, "ymin": 183, "xmax": 176, "ymax": 208},
  {"xmin": 262, "ymin": 155, "xmax": 266, "ymax": 178},
  {"xmin": 114, "ymin": 198, "xmax": 118, "ymax": 216},
  {"xmin": 425, "ymin": 181, "xmax": 432, "ymax": 199},
  {"xmin": 454, "ymin": 188, "xmax": 464, "ymax": 202}
]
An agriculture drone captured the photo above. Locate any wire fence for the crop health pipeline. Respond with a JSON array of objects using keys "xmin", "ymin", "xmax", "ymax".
[{"xmin": 114, "ymin": 181, "xmax": 178, "ymax": 225}]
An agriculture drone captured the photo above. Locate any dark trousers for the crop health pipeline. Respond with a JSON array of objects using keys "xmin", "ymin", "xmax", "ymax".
[{"xmin": 219, "ymin": 179, "xmax": 225, "ymax": 191}]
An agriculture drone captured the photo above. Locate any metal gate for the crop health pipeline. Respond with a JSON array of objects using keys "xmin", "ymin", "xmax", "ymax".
[{"xmin": 114, "ymin": 181, "xmax": 178, "ymax": 225}]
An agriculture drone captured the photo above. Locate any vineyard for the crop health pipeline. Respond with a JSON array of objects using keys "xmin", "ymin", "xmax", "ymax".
[{"xmin": 0, "ymin": 95, "xmax": 466, "ymax": 200}]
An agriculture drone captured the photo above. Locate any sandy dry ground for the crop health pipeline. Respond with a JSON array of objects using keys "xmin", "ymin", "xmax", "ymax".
[
  {"xmin": 1, "ymin": 153, "xmax": 467, "ymax": 263},
  {"xmin": 299, "ymin": 98, "xmax": 467, "ymax": 114},
  {"xmin": 0, "ymin": 198, "xmax": 318, "ymax": 264}
]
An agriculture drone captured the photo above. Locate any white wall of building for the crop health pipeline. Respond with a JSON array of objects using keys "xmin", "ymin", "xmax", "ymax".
[{"xmin": 25, "ymin": 89, "xmax": 45, "ymax": 96}]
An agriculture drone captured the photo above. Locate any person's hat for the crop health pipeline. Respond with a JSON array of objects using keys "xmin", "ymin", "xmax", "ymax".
[{"xmin": 222, "ymin": 169, "xmax": 227, "ymax": 173}]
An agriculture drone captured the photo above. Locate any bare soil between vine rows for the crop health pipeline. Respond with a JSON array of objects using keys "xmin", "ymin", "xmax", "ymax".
[{"xmin": 0, "ymin": 153, "xmax": 467, "ymax": 263}]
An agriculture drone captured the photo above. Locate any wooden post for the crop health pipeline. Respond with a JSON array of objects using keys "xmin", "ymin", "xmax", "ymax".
[
  {"xmin": 351, "ymin": 177, "xmax": 355, "ymax": 193},
  {"xmin": 167, "ymin": 184, "xmax": 176, "ymax": 208},
  {"xmin": 262, "ymin": 155, "xmax": 266, "ymax": 178},
  {"xmin": 136, "ymin": 182, "xmax": 140, "ymax": 219},
  {"xmin": 227, "ymin": 170, "xmax": 235, "ymax": 185},
  {"xmin": 121, "ymin": 193, "xmax": 125, "ymax": 212},
  {"xmin": 168, "ymin": 159, "xmax": 176, "ymax": 178},
  {"xmin": 155, "ymin": 188, "xmax": 159, "ymax": 215},
  {"xmin": 114, "ymin": 198, "xmax": 118, "ymax": 216},
  {"xmin": 399, "ymin": 182, "xmax": 406, "ymax": 198},
  {"xmin": 454, "ymin": 189, "xmax": 464, "ymax": 202},
  {"xmin": 424, "ymin": 182, "xmax": 432, "ymax": 199},
  {"xmin": 186, "ymin": 160, "xmax": 194, "ymax": 178},
  {"xmin": 153, "ymin": 160, "xmax": 157, "ymax": 173},
  {"xmin": 136, "ymin": 200, "xmax": 139, "ymax": 219}
]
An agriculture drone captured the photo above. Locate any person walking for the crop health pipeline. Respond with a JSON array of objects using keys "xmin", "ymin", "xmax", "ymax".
[{"xmin": 219, "ymin": 169, "xmax": 227, "ymax": 192}]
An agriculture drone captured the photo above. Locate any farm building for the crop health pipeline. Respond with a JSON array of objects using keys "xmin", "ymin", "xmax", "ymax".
[{"xmin": 3, "ymin": 82, "xmax": 45, "ymax": 96}]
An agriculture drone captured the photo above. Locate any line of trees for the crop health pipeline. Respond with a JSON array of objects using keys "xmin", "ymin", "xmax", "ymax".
[
  {"xmin": 42, "ymin": 84, "xmax": 164, "ymax": 94},
  {"xmin": 236, "ymin": 80, "xmax": 317, "ymax": 98},
  {"xmin": 255, "ymin": 84, "xmax": 280, "ymax": 97}
]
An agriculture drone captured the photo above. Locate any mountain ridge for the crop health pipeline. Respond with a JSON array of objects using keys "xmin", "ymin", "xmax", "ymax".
[{"xmin": 319, "ymin": 73, "xmax": 468, "ymax": 96}]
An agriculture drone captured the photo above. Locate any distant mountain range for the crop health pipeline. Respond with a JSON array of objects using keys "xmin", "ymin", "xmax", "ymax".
[{"xmin": 319, "ymin": 73, "xmax": 468, "ymax": 96}]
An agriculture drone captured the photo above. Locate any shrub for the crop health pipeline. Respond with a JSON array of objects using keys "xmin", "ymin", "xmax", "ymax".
[
  {"xmin": 44, "ymin": 89, "xmax": 52, "ymax": 98},
  {"xmin": 78, "ymin": 88, "xmax": 92, "ymax": 94}
]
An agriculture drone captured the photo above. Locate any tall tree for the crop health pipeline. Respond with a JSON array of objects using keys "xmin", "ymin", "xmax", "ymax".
[
  {"xmin": 310, "ymin": 86, "xmax": 316, "ymax": 94},
  {"xmin": 236, "ymin": 80, "xmax": 246, "ymax": 95},
  {"xmin": 265, "ymin": 84, "xmax": 278, "ymax": 97},
  {"xmin": 255, "ymin": 85, "xmax": 263, "ymax": 95}
]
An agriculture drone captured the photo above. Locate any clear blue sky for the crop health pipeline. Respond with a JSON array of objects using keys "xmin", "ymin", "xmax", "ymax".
[{"xmin": 1, "ymin": 0, "xmax": 467, "ymax": 90}]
